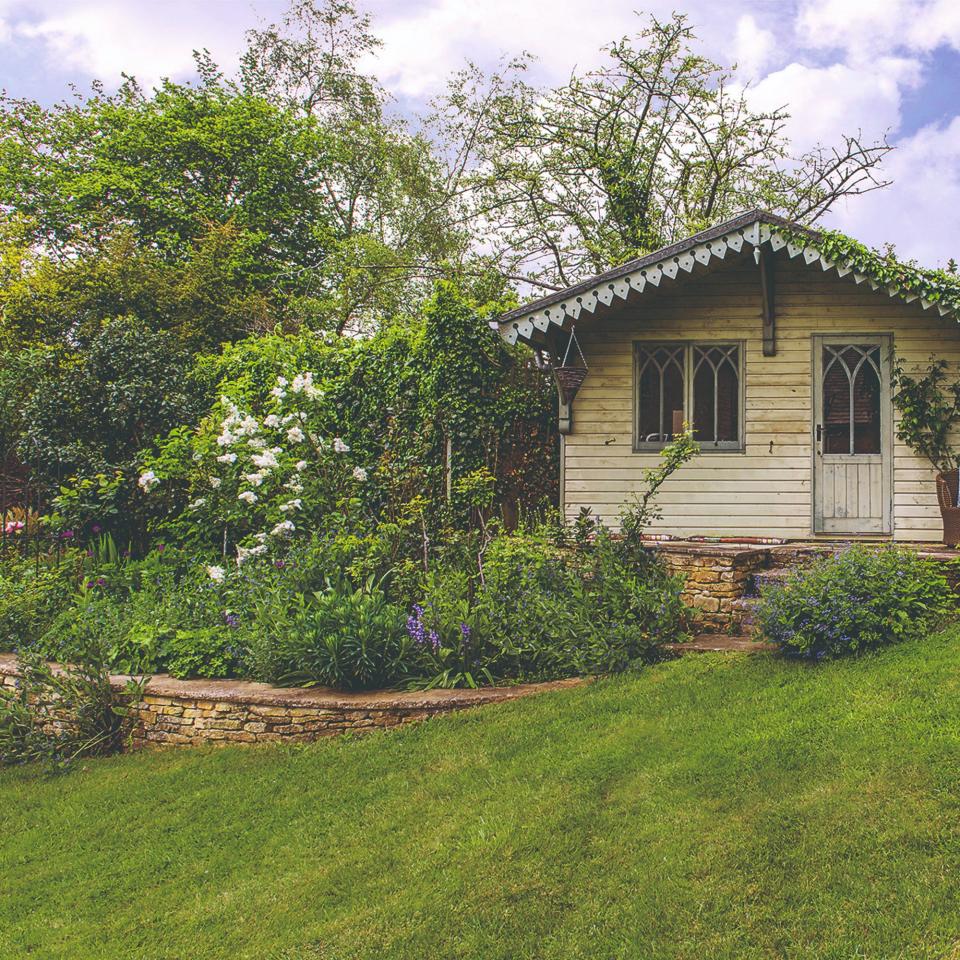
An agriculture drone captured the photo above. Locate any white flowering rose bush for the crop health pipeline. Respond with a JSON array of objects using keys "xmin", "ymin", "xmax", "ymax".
[{"xmin": 143, "ymin": 370, "xmax": 372, "ymax": 562}]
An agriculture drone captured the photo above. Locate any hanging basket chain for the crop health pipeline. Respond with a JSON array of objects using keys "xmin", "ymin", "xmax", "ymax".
[{"xmin": 560, "ymin": 325, "xmax": 587, "ymax": 369}]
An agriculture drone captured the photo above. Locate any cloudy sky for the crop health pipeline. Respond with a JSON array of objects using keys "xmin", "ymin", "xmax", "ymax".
[{"xmin": 1, "ymin": 0, "xmax": 958, "ymax": 266}]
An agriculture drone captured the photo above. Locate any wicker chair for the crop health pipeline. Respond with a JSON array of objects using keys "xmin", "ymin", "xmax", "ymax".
[{"xmin": 936, "ymin": 469, "xmax": 960, "ymax": 546}]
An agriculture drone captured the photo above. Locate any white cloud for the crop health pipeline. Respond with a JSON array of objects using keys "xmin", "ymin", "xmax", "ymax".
[
  {"xmin": 733, "ymin": 14, "xmax": 775, "ymax": 80},
  {"xmin": 825, "ymin": 117, "xmax": 960, "ymax": 266},
  {"xmin": 370, "ymin": 0, "xmax": 656, "ymax": 99},
  {"xmin": 798, "ymin": 0, "xmax": 960, "ymax": 60},
  {"xmin": 10, "ymin": 0, "xmax": 250, "ymax": 88},
  {"xmin": 748, "ymin": 57, "xmax": 921, "ymax": 150},
  {"xmin": 369, "ymin": 0, "xmax": 771, "ymax": 99}
]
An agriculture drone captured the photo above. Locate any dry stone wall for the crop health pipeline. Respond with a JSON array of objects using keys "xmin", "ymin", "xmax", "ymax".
[
  {"xmin": 0, "ymin": 655, "xmax": 580, "ymax": 750},
  {"xmin": 655, "ymin": 543, "xmax": 770, "ymax": 632}
]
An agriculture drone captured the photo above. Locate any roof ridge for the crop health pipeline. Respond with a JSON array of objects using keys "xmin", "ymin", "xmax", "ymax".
[{"xmin": 496, "ymin": 210, "xmax": 804, "ymax": 326}]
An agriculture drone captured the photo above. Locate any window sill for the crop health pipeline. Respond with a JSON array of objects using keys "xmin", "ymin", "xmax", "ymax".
[{"xmin": 632, "ymin": 445, "xmax": 746, "ymax": 455}]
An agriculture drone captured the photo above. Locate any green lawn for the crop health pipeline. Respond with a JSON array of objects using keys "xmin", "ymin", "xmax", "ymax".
[{"xmin": 4, "ymin": 633, "xmax": 960, "ymax": 960}]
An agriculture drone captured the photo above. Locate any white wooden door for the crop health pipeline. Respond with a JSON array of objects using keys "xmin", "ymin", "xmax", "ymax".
[{"xmin": 813, "ymin": 336, "xmax": 892, "ymax": 535}]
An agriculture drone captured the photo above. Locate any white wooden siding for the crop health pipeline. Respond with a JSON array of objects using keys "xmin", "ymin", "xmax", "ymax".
[{"xmin": 564, "ymin": 254, "xmax": 960, "ymax": 541}]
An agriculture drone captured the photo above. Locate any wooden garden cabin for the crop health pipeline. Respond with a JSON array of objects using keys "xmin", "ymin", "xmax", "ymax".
[{"xmin": 494, "ymin": 210, "xmax": 959, "ymax": 542}]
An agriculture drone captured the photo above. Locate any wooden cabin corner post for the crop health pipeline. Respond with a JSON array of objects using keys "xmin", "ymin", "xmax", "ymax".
[
  {"xmin": 760, "ymin": 248, "xmax": 776, "ymax": 356},
  {"xmin": 558, "ymin": 394, "xmax": 572, "ymax": 434}
]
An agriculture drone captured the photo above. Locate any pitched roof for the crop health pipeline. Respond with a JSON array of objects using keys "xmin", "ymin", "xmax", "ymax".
[{"xmin": 495, "ymin": 209, "xmax": 958, "ymax": 346}]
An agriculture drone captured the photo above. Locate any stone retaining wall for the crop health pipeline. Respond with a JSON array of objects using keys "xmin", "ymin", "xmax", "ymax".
[
  {"xmin": 654, "ymin": 543, "xmax": 770, "ymax": 631},
  {"xmin": 0, "ymin": 654, "xmax": 580, "ymax": 750},
  {"xmin": 653, "ymin": 540, "xmax": 960, "ymax": 633}
]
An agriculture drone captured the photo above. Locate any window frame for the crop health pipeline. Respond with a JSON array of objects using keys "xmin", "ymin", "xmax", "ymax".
[{"xmin": 632, "ymin": 339, "xmax": 746, "ymax": 453}]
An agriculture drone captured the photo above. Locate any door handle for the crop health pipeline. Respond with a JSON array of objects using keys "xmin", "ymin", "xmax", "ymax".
[{"xmin": 816, "ymin": 424, "xmax": 822, "ymax": 442}]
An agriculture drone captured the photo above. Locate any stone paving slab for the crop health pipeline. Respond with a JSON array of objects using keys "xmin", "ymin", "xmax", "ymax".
[{"xmin": 664, "ymin": 635, "xmax": 777, "ymax": 654}]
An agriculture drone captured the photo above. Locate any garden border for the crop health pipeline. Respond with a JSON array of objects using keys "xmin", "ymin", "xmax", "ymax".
[{"xmin": 0, "ymin": 654, "xmax": 582, "ymax": 749}]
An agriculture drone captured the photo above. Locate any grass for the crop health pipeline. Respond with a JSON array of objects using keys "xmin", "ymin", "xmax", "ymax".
[{"xmin": 3, "ymin": 632, "xmax": 960, "ymax": 960}]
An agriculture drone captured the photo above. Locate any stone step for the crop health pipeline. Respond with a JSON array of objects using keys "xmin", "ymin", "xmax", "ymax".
[
  {"xmin": 664, "ymin": 634, "xmax": 776, "ymax": 654},
  {"xmin": 767, "ymin": 544, "xmax": 840, "ymax": 567},
  {"xmin": 749, "ymin": 567, "xmax": 795, "ymax": 594}
]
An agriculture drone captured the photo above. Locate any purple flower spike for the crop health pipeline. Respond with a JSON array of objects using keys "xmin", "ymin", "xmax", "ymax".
[
  {"xmin": 91, "ymin": 524, "xmax": 102, "ymax": 535},
  {"xmin": 61, "ymin": 530, "xmax": 74, "ymax": 540}
]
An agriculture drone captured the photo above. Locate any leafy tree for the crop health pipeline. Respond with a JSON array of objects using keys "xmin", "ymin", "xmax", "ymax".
[
  {"xmin": 0, "ymin": 223, "xmax": 273, "ymax": 352},
  {"xmin": 430, "ymin": 13, "xmax": 892, "ymax": 291},
  {"xmin": 239, "ymin": 0, "xmax": 383, "ymax": 118},
  {"xmin": 6, "ymin": 316, "xmax": 208, "ymax": 547},
  {"xmin": 0, "ymin": 1, "xmax": 465, "ymax": 335}
]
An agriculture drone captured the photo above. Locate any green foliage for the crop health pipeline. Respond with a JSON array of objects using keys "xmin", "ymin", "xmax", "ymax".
[
  {"xmin": 755, "ymin": 546, "xmax": 955, "ymax": 659},
  {"xmin": 814, "ymin": 230, "xmax": 960, "ymax": 314},
  {"xmin": 140, "ymin": 282, "xmax": 555, "ymax": 559},
  {"xmin": 0, "ymin": 225, "xmax": 272, "ymax": 353},
  {"xmin": 0, "ymin": 555, "xmax": 79, "ymax": 653},
  {"xmin": 0, "ymin": 17, "xmax": 464, "ymax": 335},
  {"xmin": 619, "ymin": 428, "xmax": 699, "ymax": 552},
  {"xmin": 409, "ymin": 522, "xmax": 689, "ymax": 688},
  {"xmin": 431, "ymin": 13, "xmax": 889, "ymax": 290},
  {"xmin": 891, "ymin": 356, "xmax": 960, "ymax": 474},
  {"xmin": 165, "ymin": 629, "xmax": 242, "ymax": 680},
  {"xmin": 0, "ymin": 644, "xmax": 144, "ymax": 770},
  {"xmin": 33, "ymin": 543, "xmax": 232, "ymax": 675},
  {"xmin": 244, "ymin": 576, "xmax": 413, "ymax": 690}
]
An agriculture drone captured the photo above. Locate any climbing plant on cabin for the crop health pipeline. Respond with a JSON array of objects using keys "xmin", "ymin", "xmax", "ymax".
[
  {"xmin": 420, "ymin": 281, "xmax": 555, "ymax": 515},
  {"xmin": 809, "ymin": 230, "xmax": 960, "ymax": 311},
  {"xmin": 891, "ymin": 356, "xmax": 960, "ymax": 475}
]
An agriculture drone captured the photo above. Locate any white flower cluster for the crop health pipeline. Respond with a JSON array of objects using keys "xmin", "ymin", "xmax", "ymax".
[
  {"xmin": 199, "ymin": 377, "xmax": 370, "ymax": 580},
  {"xmin": 138, "ymin": 470, "xmax": 159, "ymax": 493},
  {"xmin": 290, "ymin": 372, "xmax": 320, "ymax": 399},
  {"xmin": 236, "ymin": 543, "xmax": 268, "ymax": 564}
]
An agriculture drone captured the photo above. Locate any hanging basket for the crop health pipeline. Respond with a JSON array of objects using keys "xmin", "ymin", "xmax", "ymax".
[
  {"xmin": 553, "ymin": 365, "xmax": 588, "ymax": 406},
  {"xmin": 553, "ymin": 326, "xmax": 588, "ymax": 406}
]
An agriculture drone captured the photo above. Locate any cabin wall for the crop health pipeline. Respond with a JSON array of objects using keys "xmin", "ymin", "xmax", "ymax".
[{"xmin": 564, "ymin": 255, "xmax": 960, "ymax": 541}]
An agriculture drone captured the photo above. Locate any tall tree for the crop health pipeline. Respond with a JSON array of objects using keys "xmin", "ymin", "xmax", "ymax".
[
  {"xmin": 430, "ymin": 14, "xmax": 892, "ymax": 291},
  {"xmin": 0, "ymin": 1, "xmax": 465, "ymax": 335}
]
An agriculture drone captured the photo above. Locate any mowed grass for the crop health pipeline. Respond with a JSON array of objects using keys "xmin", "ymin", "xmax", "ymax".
[{"xmin": 4, "ymin": 632, "xmax": 960, "ymax": 960}]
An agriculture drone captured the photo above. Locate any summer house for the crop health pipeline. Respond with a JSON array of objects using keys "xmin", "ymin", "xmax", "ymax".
[{"xmin": 495, "ymin": 210, "xmax": 960, "ymax": 542}]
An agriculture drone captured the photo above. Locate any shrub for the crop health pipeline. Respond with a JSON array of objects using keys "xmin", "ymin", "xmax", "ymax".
[
  {"xmin": 409, "ymin": 523, "xmax": 689, "ymax": 687},
  {"xmin": 165, "ymin": 628, "xmax": 242, "ymax": 680},
  {"xmin": 0, "ymin": 555, "xmax": 78, "ymax": 652},
  {"xmin": 34, "ymin": 543, "xmax": 237, "ymax": 675},
  {"xmin": 0, "ymin": 643, "xmax": 144, "ymax": 769},
  {"xmin": 244, "ymin": 576, "xmax": 414, "ymax": 690},
  {"xmin": 754, "ymin": 546, "xmax": 956, "ymax": 659}
]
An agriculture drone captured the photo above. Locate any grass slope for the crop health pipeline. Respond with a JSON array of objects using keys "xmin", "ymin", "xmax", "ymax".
[{"xmin": 3, "ymin": 632, "xmax": 960, "ymax": 960}]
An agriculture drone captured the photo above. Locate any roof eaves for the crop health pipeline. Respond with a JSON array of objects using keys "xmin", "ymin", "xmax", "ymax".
[{"xmin": 495, "ymin": 212, "xmax": 956, "ymax": 347}]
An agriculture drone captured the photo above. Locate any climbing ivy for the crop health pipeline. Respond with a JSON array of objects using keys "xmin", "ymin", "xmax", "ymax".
[
  {"xmin": 891, "ymin": 357, "xmax": 960, "ymax": 476},
  {"xmin": 802, "ymin": 229, "xmax": 960, "ymax": 312}
]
